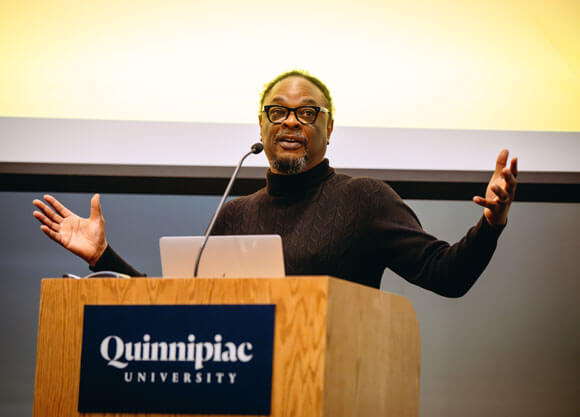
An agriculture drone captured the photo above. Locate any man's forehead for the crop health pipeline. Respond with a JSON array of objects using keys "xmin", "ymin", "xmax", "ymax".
[
  {"xmin": 265, "ymin": 76, "xmax": 325, "ymax": 105},
  {"xmin": 269, "ymin": 95, "xmax": 319, "ymax": 105}
]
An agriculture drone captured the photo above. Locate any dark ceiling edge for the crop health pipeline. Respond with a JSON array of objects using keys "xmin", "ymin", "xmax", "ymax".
[
  {"xmin": 1, "ymin": 162, "xmax": 579, "ymax": 184},
  {"xmin": 1, "ymin": 173, "xmax": 578, "ymax": 203}
]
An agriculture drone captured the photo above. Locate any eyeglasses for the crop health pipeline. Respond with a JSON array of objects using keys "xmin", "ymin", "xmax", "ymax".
[{"xmin": 262, "ymin": 105, "xmax": 329, "ymax": 125}]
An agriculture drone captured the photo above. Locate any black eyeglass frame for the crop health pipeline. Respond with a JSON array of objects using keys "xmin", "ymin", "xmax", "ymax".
[{"xmin": 262, "ymin": 104, "xmax": 330, "ymax": 125}]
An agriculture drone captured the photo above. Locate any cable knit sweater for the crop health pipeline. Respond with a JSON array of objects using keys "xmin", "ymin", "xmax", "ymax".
[{"xmin": 93, "ymin": 159, "xmax": 503, "ymax": 296}]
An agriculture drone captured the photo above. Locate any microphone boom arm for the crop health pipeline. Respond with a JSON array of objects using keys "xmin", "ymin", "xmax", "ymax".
[{"xmin": 193, "ymin": 143, "xmax": 263, "ymax": 277}]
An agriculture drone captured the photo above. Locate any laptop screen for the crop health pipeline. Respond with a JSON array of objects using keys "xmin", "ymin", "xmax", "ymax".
[{"xmin": 160, "ymin": 235, "xmax": 285, "ymax": 278}]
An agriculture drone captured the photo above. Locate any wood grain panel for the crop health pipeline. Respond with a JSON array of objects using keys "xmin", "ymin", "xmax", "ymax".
[
  {"xmin": 33, "ymin": 276, "xmax": 419, "ymax": 417},
  {"xmin": 323, "ymin": 279, "xmax": 420, "ymax": 417},
  {"xmin": 34, "ymin": 277, "xmax": 330, "ymax": 417}
]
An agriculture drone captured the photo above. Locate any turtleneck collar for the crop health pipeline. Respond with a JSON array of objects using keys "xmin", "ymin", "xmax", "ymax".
[{"xmin": 266, "ymin": 159, "xmax": 334, "ymax": 197}]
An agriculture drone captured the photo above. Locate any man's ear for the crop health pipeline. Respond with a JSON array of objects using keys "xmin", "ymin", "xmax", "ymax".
[
  {"xmin": 326, "ymin": 118, "xmax": 334, "ymax": 144},
  {"xmin": 258, "ymin": 115, "xmax": 263, "ymax": 141}
]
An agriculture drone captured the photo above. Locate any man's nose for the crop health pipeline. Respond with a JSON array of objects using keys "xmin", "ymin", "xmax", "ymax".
[{"xmin": 282, "ymin": 110, "xmax": 301, "ymax": 128}]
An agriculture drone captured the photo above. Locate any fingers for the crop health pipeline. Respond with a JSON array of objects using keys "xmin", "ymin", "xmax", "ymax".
[
  {"xmin": 89, "ymin": 194, "xmax": 103, "ymax": 221},
  {"xmin": 510, "ymin": 156, "xmax": 518, "ymax": 178},
  {"xmin": 33, "ymin": 198, "xmax": 64, "ymax": 224},
  {"xmin": 33, "ymin": 209, "xmax": 61, "ymax": 232},
  {"xmin": 43, "ymin": 194, "xmax": 73, "ymax": 217},
  {"xmin": 473, "ymin": 196, "xmax": 499, "ymax": 210},
  {"xmin": 39, "ymin": 225, "xmax": 64, "ymax": 246},
  {"xmin": 494, "ymin": 149, "xmax": 509, "ymax": 173},
  {"xmin": 501, "ymin": 157, "xmax": 518, "ymax": 195},
  {"xmin": 472, "ymin": 196, "xmax": 491, "ymax": 209},
  {"xmin": 491, "ymin": 184, "xmax": 510, "ymax": 203},
  {"xmin": 501, "ymin": 169, "xmax": 515, "ymax": 194},
  {"xmin": 473, "ymin": 181, "xmax": 511, "ymax": 209},
  {"xmin": 492, "ymin": 149, "xmax": 518, "ymax": 195},
  {"xmin": 479, "ymin": 150, "xmax": 517, "ymax": 227}
]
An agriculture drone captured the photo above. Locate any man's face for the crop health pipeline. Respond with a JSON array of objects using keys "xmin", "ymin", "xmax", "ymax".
[{"xmin": 259, "ymin": 76, "xmax": 333, "ymax": 174}]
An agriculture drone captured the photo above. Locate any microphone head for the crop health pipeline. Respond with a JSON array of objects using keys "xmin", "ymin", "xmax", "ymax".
[{"xmin": 251, "ymin": 142, "xmax": 264, "ymax": 154}]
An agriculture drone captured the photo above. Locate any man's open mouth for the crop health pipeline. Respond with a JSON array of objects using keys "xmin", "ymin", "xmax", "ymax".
[{"xmin": 276, "ymin": 135, "xmax": 306, "ymax": 150}]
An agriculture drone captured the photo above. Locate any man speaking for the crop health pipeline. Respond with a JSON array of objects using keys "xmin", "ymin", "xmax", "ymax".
[{"xmin": 32, "ymin": 70, "xmax": 518, "ymax": 296}]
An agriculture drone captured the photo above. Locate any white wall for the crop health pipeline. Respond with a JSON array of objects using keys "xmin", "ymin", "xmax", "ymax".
[{"xmin": 2, "ymin": 118, "xmax": 580, "ymax": 176}]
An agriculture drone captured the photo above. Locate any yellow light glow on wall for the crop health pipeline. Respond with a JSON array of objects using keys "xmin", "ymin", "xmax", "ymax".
[{"xmin": 0, "ymin": 0, "xmax": 578, "ymax": 131}]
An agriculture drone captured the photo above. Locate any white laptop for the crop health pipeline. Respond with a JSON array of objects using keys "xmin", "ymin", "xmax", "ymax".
[{"xmin": 160, "ymin": 235, "xmax": 285, "ymax": 278}]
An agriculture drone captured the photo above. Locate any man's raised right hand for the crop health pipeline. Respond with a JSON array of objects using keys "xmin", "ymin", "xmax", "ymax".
[{"xmin": 33, "ymin": 194, "xmax": 108, "ymax": 267}]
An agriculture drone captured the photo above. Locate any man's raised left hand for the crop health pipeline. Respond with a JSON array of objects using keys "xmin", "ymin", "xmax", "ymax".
[{"xmin": 473, "ymin": 149, "xmax": 518, "ymax": 227}]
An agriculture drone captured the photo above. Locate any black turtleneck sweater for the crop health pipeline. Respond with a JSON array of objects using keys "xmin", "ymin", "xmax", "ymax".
[{"xmin": 93, "ymin": 159, "xmax": 503, "ymax": 297}]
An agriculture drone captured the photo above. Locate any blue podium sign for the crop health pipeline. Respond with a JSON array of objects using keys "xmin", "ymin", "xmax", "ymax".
[{"xmin": 78, "ymin": 304, "xmax": 275, "ymax": 414}]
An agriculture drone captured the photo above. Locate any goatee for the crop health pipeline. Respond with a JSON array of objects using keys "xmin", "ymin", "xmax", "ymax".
[{"xmin": 272, "ymin": 154, "xmax": 308, "ymax": 175}]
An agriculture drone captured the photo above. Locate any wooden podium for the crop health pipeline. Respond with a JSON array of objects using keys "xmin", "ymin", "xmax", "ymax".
[{"xmin": 34, "ymin": 276, "xmax": 420, "ymax": 417}]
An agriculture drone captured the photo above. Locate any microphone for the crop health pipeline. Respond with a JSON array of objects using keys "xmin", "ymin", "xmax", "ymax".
[
  {"xmin": 251, "ymin": 142, "xmax": 264, "ymax": 154},
  {"xmin": 193, "ymin": 142, "xmax": 264, "ymax": 277}
]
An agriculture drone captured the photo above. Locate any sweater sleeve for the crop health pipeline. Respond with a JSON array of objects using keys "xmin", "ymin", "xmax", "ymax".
[
  {"xmin": 367, "ymin": 180, "xmax": 504, "ymax": 297},
  {"xmin": 89, "ymin": 245, "xmax": 146, "ymax": 277}
]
